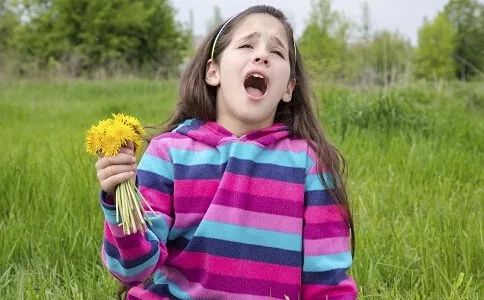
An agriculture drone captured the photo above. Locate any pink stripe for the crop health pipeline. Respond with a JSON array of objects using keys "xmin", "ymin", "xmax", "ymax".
[
  {"xmin": 101, "ymin": 248, "xmax": 154, "ymax": 284},
  {"xmin": 161, "ymin": 265, "xmax": 273, "ymax": 300},
  {"xmin": 173, "ymin": 212, "xmax": 205, "ymax": 228},
  {"xmin": 104, "ymin": 224, "xmax": 154, "ymax": 260},
  {"xmin": 304, "ymin": 236, "xmax": 351, "ymax": 255},
  {"xmin": 139, "ymin": 186, "xmax": 172, "ymax": 215},
  {"xmin": 163, "ymin": 133, "xmax": 308, "ymax": 154},
  {"xmin": 170, "ymin": 251, "xmax": 300, "ymax": 285},
  {"xmin": 145, "ymin": 139, "xmax": 171, "ymax": 161},
  {"xmin": 303, "ymin": 278, "xmax": 357, "ymax": 299},
  {"xmin": 305, "ymin": 205, "xmax": 347, "ymax": 224},
  {"xmin": 106, "ymin": 220, "xmax": 130, "ymax": 237},
  {"xmin": 175, "ymin": 179, "xmax": 220, "ymax": 197},
  {"xmin": 127, "ymin": 287, "xmax": 172, "ymax": 299},
  {"xmin": 159, "ymin": 135, "xmax": 216, "ymax": 152},
  {"xmin": 205, "ymin": 204, "xmax": 302, "ymax": 234},
  {"xmin": 218, "ymin": 172, "xmax": 304, "ymax": 201},
  {"xmin": 266, "ymin": 138, "xmax": 308, "ymax": 152}
]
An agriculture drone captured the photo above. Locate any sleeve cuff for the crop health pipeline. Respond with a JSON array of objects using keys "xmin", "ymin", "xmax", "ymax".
[
  {"xmin": 100, "ymin": 190, "xmax": 115, "ymax": 206},
  {"xmin": 99, "ymin": 190, "xmax": 121, "ymax": 225}
]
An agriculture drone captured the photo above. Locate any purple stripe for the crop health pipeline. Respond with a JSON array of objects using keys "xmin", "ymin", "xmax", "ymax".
[{"xmin": 304, "ymin": 222, "xmax": 350, "ymax": 239}]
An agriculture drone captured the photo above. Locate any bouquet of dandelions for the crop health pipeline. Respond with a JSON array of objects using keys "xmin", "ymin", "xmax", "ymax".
[{"xmin": 85, "ymin": 113, "xmax": 153, "ymax": 235}]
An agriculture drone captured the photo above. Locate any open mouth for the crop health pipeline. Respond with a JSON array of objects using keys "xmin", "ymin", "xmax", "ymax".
[{"xmin": 244, "ymin": 73, "xmax": 267, "ymax": 98}]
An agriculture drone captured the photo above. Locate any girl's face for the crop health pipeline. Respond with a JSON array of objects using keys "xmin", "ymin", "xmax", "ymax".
[{"xmin": 205, "ymin": 13, "xmax": 296, "ymax": 136}]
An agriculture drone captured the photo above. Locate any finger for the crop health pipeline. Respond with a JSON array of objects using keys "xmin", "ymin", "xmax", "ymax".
[
  {"xmin": 96, "ymin": 153, "xmax": 136, "ymax": 170},
  {"xmin": 97, "ymin": 164, "xmax": 136, "ymax": 181},
  {"xmin": 101, "ymin": 171, "xmax": 135, "ymax": 192}
]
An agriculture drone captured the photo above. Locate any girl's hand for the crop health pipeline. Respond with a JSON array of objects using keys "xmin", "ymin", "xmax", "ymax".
[{"xmin": 95, "ymin": 141, "xmax": 137, "ymax": 197}]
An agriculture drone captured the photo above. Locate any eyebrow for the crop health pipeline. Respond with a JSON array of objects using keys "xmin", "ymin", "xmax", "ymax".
[{"xmin": 238, "ymin": 32, "xmax": 287, "ymax": 51}]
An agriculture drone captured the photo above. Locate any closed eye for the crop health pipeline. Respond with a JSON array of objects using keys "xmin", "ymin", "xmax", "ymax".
[
  {"xmin": 238, "ymin": 44, "xmax": 284, "ymax": 58},
  {"xmin": 272, "ymin": 50, "xmax": 284, "ymax": 58}
]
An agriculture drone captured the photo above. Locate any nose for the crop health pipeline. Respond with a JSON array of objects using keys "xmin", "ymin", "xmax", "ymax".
[{"xmin": 253, "ymin": 51, "xmax": 270, "ymax": 66}]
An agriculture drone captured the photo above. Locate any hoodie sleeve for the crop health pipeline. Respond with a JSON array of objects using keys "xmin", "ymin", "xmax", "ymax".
[
  {"xmin": 301, "ymin": 145, "xmax": 357, "ymax": 299},
  {"xmin": 99, "ymin": 137, "xmax": 174, "ymax": 287}
]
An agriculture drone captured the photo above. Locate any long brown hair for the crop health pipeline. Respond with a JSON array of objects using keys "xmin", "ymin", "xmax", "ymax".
[
  {"xmin": 125, "ymin": 5, "xmax": 354, "ymax": 298},
  {"xmin": 152, "ymin": 4, "xmax": 354, "ymax": 252}
]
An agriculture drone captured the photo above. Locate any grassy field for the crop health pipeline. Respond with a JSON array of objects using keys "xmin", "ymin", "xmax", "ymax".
[{"xmin": 0, "ymin": 79, "xmax": 482, "ymax": 299}]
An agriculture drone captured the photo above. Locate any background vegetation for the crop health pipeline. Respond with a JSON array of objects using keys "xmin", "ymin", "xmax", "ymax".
[{"xmin": 0, "ymin": 0, "xmax": 482, "ymax": 299}]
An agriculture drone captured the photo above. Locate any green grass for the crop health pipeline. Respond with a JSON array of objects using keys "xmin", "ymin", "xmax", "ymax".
[{"xmin": 0, "ymin": 79, "xmax": 482, "ymax": 299}]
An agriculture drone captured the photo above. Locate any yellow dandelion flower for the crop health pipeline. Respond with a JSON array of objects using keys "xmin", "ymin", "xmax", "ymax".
[
  {"xmin": 86, "ymin": 114, "xmax": 144, "ymax": 157},
  {"xmin": 101, "ymin": 131, "xmax": 123, "ymax": 156},
  {"xmin": 85, "ymin": 125, "xmax": 103, "ymax": 155},
  {"xmin": 111, "ymin": 119, "xmax": 137, "ymax": 145},
  {"xmin": 113, "ymin": 113, "xmax": 145, "ymax": 136}
]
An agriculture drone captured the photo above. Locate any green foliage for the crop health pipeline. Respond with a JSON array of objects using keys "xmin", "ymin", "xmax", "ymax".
[
  {"xmin": 11, "ymin": 0, "xmax": 191, "ymax": 77},
  {"xmin": 320, "ymin": 87, "xmax": 434, "ymax": 141},
  {"xmin": 0, "ymin": 80, "xmax": 482, "ymax": 298},
  {"xmin": 368, "ymin": 30, "xmax": 413, "ymax": 85},
  {"xmin": 444, "ymin": 0, "xmax": 484, "ymax": 79},
  {"xmin": 298, "ymin": 0, "xmax": 351, "ymax": 80},
  {"xmin": 415, "ymin": 13, "xmax": 456, "ymax": 80},
  {"xmin": 299, "ymin": 0, "xmax": 412, "ymax": 86},
  {"xmin": 0, "ymin": 1, "xmax": 19, "ymax": 52}
]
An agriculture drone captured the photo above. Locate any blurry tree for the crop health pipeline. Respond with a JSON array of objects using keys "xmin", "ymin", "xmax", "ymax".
[
  {"xmin": 13, "ymin": 0, "xmax": 191, "ymax": 77},
  {"xmin": 414, "ymin": 13, "xmax": 456, "ymax": 80},
  {"xmin": 368, "ymin": 30, "xmax": 413, "ymax": 86},
  {"xmin": 298, "ymin": 0, "xmax": 351, "ymax": 80},
  {"xmin": 0, "ymin": 0, "xmax": 19, "ymax": 52},
  {"xmin": 444, "ymin": 0, "xmax": 484, "ymax": 80}
]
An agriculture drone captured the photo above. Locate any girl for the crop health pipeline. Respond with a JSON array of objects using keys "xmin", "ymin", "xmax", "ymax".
[{"xmin": 95, "ymin": 5, "xmax": 357, "ymax": 300}]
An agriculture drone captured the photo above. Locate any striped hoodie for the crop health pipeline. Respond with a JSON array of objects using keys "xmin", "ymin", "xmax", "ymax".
[{"xmin": 100, "ymin": 117, "xmax": 357, "ymax": 299}]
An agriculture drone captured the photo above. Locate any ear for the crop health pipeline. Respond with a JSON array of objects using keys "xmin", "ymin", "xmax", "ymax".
[
  {"xmin": 205, "ymin": 59, "xmax": 220, "ymax": 86},
  {"xmin": 282, "ymin": 78, "xmax": 296, "ymax": 102}
]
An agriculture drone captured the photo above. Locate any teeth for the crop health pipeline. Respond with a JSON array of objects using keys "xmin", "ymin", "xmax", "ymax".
[{"xmin": 251, "ymin": 73, "xmax": 264, "ymax": 79}]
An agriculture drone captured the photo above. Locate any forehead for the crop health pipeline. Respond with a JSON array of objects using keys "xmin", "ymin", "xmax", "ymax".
[{"xmin": 231, "ymin": 14, "xmax": 290, "ymax": 46}]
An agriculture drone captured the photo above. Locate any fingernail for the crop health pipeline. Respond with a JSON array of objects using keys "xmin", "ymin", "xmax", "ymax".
[{"xmin": 132, "ymin": 157, "xmax": 136, "ymax": 162}]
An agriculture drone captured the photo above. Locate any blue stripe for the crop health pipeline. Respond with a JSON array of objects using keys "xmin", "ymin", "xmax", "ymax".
[
  {"xmin": 101, "ymin": 204, "xmax": 120, "ymax": 225},
  {"xmin": 305, "ymin": 172, "xmax": 334, "ymax": 191},
  {"xmin": 145, "ymin": 212, "xmax": 171, "ymax": 244},
  {"xmin": 168, "ymin": 226, "xmax": 198, "ymax": 241},
  {"xmin": 175, "ymin": 162, "xmax": 227, "ymax": 179},
  {"xmin": 150, "ymin": 270, "xmax": 192, "ymax": 299},
  {"xmin": 103, "ymin": 239, "xmax": 158, "ymax": 269},
  {"xmin": 170, "ymin": 143, "xmax": 307, "ymax": 169},
  {"xmin": 195, "ymin": 220, "xmax": 301, "ymax": 251},
  {"xmin": 174, "ymin": 118, "xmax": 202, "ymax": 135},
  {"xmin": 305, "ymin": 190, "xmax": 337, "ymax": 206},
  {"xmin": 103, "ymin": 245, "xmax": 160, "ymax": 278},
  {"xmin": 137, "ymin": 170, "xmax": 173, "ymax": 195},
  {"xmin": 174, "ymin": 158, "xmax": 305, "ymax": 183},
  {"xmin": 179, "ymin": 236, "xmax": 302, "ymax": 267},
  {"xmin": 303, "ymin": 268, "xmax": 349, "ymax": 285},
  {"xmin": 303, "ymin": 251, "xmax": 353, "ymax": 272},
  {"xmin": 138, "ymin": 153, "xmax": 174, "ymax": 181}
]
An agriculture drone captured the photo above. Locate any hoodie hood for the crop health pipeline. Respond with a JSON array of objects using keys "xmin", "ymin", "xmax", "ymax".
[{"xmin": 173, "ymin": 118, "xmax": 292, "ymax": 147}]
